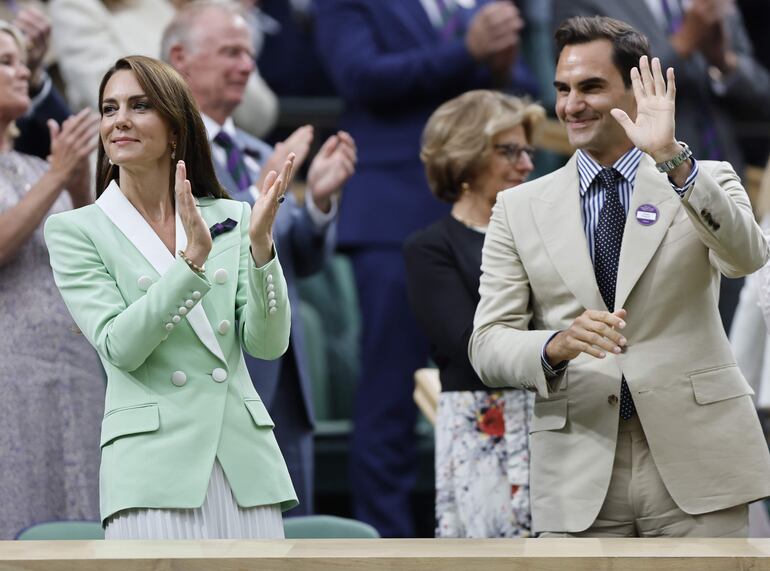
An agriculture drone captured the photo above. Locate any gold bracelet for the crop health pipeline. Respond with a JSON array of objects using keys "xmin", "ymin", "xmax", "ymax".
[{"xmin": 178, "ymin": 250, "xmax": 205, "ymax": 275}]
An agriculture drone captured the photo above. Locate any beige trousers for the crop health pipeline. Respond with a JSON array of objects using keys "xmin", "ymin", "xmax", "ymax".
[{"xmin": 542, "ymin": 414, "xmax": 748, "ymax": 538}]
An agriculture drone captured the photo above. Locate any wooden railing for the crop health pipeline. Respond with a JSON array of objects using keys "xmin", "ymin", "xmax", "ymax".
[{"xmin": 3, "ymin": 538, "xmax": 770, "ymax": 570}]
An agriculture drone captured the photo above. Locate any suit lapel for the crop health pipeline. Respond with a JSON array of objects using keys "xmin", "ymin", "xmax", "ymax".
[
  {"xmin": 614, "ymin": 156, "xmax": 680, "ymax": 309},
  {"xmin": 531, "ymin": 155, "xmax": 605, "ymax": 311},
  {"xmin": 96, "ymin": 181, "xmax": 226, "ymax": 363}
]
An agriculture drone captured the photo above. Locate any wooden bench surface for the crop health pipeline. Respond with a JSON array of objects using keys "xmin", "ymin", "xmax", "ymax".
[{"xmin": 4, "ymin": 538, "xmax": 770, "ymax": 570}]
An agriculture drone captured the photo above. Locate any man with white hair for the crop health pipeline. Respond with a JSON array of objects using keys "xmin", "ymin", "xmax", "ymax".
[{"xmin": 162, "ymin": 0, "xmax": 357, "ymax": 516}]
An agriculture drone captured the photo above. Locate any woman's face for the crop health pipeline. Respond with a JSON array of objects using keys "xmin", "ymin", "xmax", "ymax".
[
  {"xmin": 471, "ymin": 125, "xmax": 535, "ymax": 205},
  {"xmin": 0, "ymin": 32, "xmax": 30, "ymax": 122},
  {"xmin": 100, "ymin": 70, "xmax": 173, "ymax": 169}
]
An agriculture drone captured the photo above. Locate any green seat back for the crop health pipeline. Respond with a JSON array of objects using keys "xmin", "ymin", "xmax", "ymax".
[
  {"xmin": 283, "ymin": 515, "xmax": 379, "ymax": 539},
  {"xmin": 17, "ymin": 521, "xmax": 104, "ymax": 540}
]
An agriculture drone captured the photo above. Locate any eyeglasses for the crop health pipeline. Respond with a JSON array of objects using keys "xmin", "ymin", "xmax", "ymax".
[{"xmin": 494, "ymin": 143, "xmax": 536, "ymax": 164}]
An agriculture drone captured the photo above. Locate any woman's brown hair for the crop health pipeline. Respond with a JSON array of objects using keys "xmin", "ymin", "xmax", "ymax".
[{"xmin": 95, "ymin": 55, "xmax": 228, "ymax": 200}]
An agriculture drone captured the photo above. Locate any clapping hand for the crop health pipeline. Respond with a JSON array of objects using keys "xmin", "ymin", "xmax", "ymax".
[
  {"xmin": 175, "ymin": 160, "xmax": 212, "ymax": 267},
  {"xmin": 47, "ymin": 108, "xmax": 100, "ymax": 205},
  {"xmin": 307, "ymin": 131, "xmax": 356, "ymax": 213},
  {"xmin": 249, "ymin": 154, "xmax": 296, "ymax": 267},
  {"xmin": 257, "ymin": 125, "xmax": 313, "ymax": 192},
  {"xmin": 610, "ymin": 56, "xmax": 680, "ymax": 163}
]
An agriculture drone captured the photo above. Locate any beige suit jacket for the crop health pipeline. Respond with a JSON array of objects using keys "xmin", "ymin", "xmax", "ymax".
[{"xmin": 469, "ymin": 153, "xmax": 770, "ymax": 533}]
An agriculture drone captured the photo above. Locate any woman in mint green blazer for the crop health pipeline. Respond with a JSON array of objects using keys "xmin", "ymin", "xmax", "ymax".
[{"xmin": 44, "ymin": 56, "xmax": 297, "ymax": 539}]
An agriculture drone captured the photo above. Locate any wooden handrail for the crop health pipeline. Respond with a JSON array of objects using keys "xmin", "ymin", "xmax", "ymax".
[{"xmin": 3, "ymin": 538, "xmax": 770, "ymax": 570}]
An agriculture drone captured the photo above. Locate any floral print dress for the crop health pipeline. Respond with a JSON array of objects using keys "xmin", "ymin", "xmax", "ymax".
[{"xmin": 435, "ymin": 389, "xmax": 534, "ymax": 537}]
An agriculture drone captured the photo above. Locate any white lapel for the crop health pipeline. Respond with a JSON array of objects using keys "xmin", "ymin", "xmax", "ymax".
[{"xmin": 96, "ymin": 181, "xmax": 226, "ymax": 363}]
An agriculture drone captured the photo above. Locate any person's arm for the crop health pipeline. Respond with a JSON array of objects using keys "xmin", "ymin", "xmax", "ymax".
[
  {"xmin": 235, "ymin": 200, "xmax": 291, "ymax": 361},
  {"xmin": 403, "ymin": 231, "xmax": 480, "ymax": 362},
  {"xmin": 680, "ymin": 161, "xmax": 769, "ymax": 276},
  {"xmin": 610, "ymin": 55, "xmax": 769, "ymax": 276},
  {"xmin": 315, "ymin": 0, "xmax": 504, "ymax": 106},
  {"xmin": 237, "ymin": 156, "xmax": 295, "ymax": 359},
  {"xmin": 44, "ymin": 212, "xmax": 213, "ymax": 372},
  {"xmin": 468, "ymin": 196, "xmax": 558, "ymax": 397},
  {"xmin": 704, "ymin": 10, "xmax": 770, "ymax": 114},
  {"xmin": 0, "ymin": 109, "xmax": 99, "ymax": 266}
]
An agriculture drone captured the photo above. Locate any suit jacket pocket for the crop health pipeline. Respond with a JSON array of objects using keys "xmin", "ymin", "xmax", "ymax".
[
  {"xmin": 100, "ymin": 403, "xmax": 160, "ymax": 447},
  {"xmin": 245, "ymin": 398, "xmax": 275, "ymax": 428},
  {"xmin": 689, "ymin": 365, "xmax": 754, "ymax": 405},
  {"xmin": 530, "ymin": 397, "xmax": 568, "ymax": 433}
]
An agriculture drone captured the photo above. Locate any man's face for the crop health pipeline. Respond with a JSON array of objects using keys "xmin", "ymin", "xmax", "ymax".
[
  {"xmin": 179, "ymin": 9, "xmax": 255, "ymax": 117},
  {"xmin": 554, "ymin": 39, "xmax": 636, "ymax": 163}
]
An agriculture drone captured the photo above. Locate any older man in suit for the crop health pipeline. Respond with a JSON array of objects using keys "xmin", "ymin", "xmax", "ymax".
[
  {"xmin": 470, "ymin": 16, "xmax": 770, "ymax": 537},
  {"xmin": 162, "ymin": 1, "xmax": 356, "ymax": 516}
]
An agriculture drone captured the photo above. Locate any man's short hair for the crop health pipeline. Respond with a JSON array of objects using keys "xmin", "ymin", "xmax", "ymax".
[
  {"xmin": 160, "ymin": 0, "xmax": 247, "ymax": 63},
  {"xmin": 554, "ymin": 16, "xmax": 650, "ymax": 88}
]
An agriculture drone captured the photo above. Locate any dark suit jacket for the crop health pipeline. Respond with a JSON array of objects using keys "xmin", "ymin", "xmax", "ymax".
[
  {"xmin": 212, "ymin": 127, "xmax": 336, "ymax": 427},
  {"xmin": 552, "ymin": 0, "xmax": 770, "ymax": 175},
  {"xmin": 315, "ymin": 0, "xmax": 537, "ymax": 246},
  {"xmin": 403, "ymin": 215, "xmax": 490, "ymax": 392}
]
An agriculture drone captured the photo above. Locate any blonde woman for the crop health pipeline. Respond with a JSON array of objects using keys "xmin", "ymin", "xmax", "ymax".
[
  {"xmin": 403, "ymin": 90, "xmax": 544, "ymax": 538},
  {"xmin": 0, "ymin": 20, "xmax": 102, "ymax": 538}
]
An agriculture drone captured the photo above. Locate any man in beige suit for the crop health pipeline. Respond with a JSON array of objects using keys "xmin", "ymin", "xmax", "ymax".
[{"xmin": 469, "ymin": 15, "xmax": 770, "ymax": 537}]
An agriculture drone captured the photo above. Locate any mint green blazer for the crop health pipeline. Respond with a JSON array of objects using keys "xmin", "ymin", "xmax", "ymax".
[{"xmin": 44, "ymin": 181, "xmax": 297, "ymax": 523}]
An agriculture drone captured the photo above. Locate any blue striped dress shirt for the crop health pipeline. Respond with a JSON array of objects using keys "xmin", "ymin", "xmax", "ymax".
[{"xmin": 541, "ymin": 147, "xmax": 700, "ymax": 377}]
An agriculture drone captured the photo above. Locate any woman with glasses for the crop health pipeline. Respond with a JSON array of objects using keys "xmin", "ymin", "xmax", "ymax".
[{"xmin": 404, "ymin": 90, "xmax": 544, "ymax": 538}]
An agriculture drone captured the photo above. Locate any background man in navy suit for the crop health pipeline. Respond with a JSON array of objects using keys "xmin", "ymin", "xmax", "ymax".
[
  {"xmin": 162, "ymin": 0, "xmax": 356, "ymax": 515},
  {"xmin": 315, "ymin": 0, "xmax": 537, "ymax": 537}
]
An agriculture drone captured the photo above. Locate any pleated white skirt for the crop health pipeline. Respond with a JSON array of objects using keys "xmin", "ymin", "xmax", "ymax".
[{"xmin": 104, "ymin": 459, "xmax": 284, "ymax": 540}]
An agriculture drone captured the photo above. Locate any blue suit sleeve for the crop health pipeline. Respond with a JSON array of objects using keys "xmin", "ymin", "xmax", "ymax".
[{"xmin": 315, "ymin": 0, "xmax": 493, "ymax": 105}]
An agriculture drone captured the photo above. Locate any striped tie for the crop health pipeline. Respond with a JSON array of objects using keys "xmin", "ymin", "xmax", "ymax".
[{"xmin": 214, "ymin": 130, "xmax": 251, "ymax": 192}]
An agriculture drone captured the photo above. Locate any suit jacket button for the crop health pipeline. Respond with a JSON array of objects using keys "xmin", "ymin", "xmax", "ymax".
[
  {"xmin": 608, "ymin": 394, "xmax": 618, "ymax": 405},
  {"xmin": 212, "ymin": 368, "xmax": 227, "ymax": 383},
  {"xmin": 269, "ymin": 307, "xmax": 278, "ymax": 315},
  {"xmin": 218, "ymin": 320, "xmax": 231, "ymax": 335},
  {"xmin": 192, "ymin": 291, "xmax": 202, "ymax": 300},
  {"xmin": 171, "ymin": 371, "xmax": 187, "ymax": 387},
  {"xmin": 137, "ymin": 275, "xmax": 153, "ymax": 291},
  {"xmin": 214, "ymin": 268, "xmax": 228, "ymax": 284},
  {"xmin": 267, "ymin": 274, "xmax": 274, "ymax": 283}
]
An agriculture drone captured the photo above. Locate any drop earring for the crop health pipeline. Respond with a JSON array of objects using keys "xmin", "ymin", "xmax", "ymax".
[{"xmin": 171, "ymin": 141, "xmax": 177, "ymax": 160}]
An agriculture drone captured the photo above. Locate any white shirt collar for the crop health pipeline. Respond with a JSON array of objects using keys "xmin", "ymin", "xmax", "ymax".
[{"xmin": 201, "ymin": 113, "xmax": 239, "ymax": 146}]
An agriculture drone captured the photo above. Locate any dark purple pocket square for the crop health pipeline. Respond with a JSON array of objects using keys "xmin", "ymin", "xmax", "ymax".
[{"xmin": 209, "ymin": 218, "xmax": 238, "ymax": 239}]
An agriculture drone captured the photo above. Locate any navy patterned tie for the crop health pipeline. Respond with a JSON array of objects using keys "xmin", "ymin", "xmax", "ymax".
[
  {"xmin": 213, "ymin": 130, "xmax": 251, "ymax": 192},
  {"xmin": 593, "ymin": 168, "xmax": 636, "ymax": 420}
]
